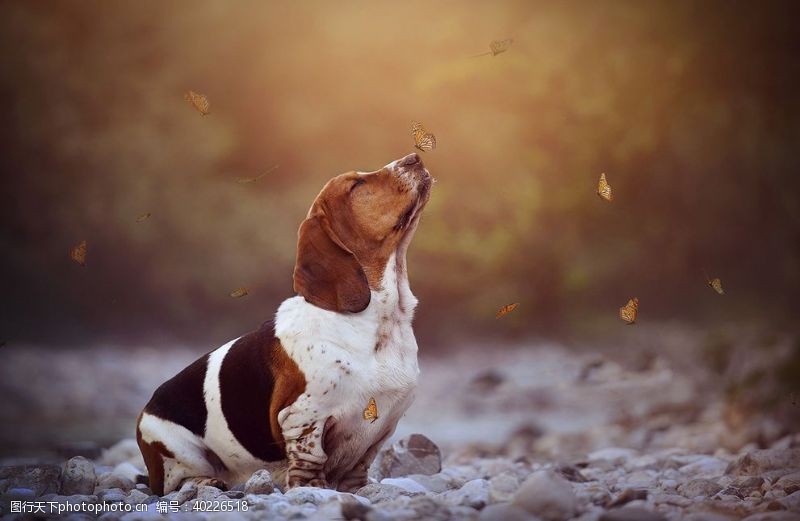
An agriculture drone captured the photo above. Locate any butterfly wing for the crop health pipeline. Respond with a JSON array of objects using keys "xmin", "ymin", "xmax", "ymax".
[
  {"xmin": 490, "ymin": 38, "xmax": 513, "ymax": 55},
  {"xmin": 416, "ymin": 133, "xmax": 436, "ymax": 152},
  {"xmin": 185, "ymin": 90, "xmax": 210, "ymax": 115},
  {"xmin": 710, "ymin": 278, "xmax": 724, "ymax": 295},
  {"xmin": 70, "ymin": 240, "xmax": 87, "ymax": 266},
  {"xmin": 597, "ymin": 173, "xmax": 613, "ymax": 201},
  {"xmin": 412, "ymin": 122, "xmax": 436, "ymax": 152},
  {"xmin": 619, "ymin": 298, "xmax": 638, "ymax": 324},
  {"xmin": 496, "ymin": 302, "xmax": 519, "ymax": 319},
  {"xmin": 230, "ymin": 287, "xmax": 249, "ymax": 298},
  {"xmin": 363, "ymin": 397, "xmax": 378, "ymax": 423}
]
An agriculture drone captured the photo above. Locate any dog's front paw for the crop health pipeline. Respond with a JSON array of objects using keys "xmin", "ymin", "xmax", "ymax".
[
  {"xmin": 197, "ymin": 477, "xmax": 229, "ymax": 490},
  {"xmin": 337, "ymin": 473, "xmax": 368, "ymax": 493}
]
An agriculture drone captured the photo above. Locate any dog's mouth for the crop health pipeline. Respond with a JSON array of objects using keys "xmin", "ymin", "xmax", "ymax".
[{"xmin": 394, "ymin": 172, "xmax": 432, "ymax": 232}]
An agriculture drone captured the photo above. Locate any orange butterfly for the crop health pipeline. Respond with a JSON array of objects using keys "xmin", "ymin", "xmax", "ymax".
[
  {"xmin": 229, "ymin": 287, "xmax": 249, "ymax": 298},
  {"xmin": 703, "ymin": 271, "xmax": 724, "ymax": 295},
  {"xmin": 489, "ymin": 38, "xmax": 514, "ymax": 56},
  {"xmin": 597, "ymin": 173, "xmax": 613, "ymax": 201},
  {"xmin": 363, "ymin": 397, "xmax": 378, "ymax": 423},
  {"xmin": 136, "ymin": 212, "xmax": 151, "ymax": 223},
  {"xmin": 496, "ymin": 302, "xmax": 519, "ymax": 319},
  {"xmin": 184, "ymin": 90, "xmax": 210, "ymax": 116},
  {"xmin": 619, "ymin": 297, "xmax": 639, "ymax": 325},
  {"xmin": 70, "ymin": 240, "xmax": 87, "ymax": 267},
  {"xmin": 412, "ymin": 122, "xmax": 436, "ymax": 152}
]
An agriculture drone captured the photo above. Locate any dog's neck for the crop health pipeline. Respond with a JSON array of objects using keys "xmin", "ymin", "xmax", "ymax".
[{"xmin": 276, "ymin": 250, "xmax": 418, "ymax": 357}]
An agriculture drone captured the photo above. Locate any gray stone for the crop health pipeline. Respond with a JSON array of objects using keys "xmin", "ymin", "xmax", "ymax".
[
  {"xmin": 356, "ymin": 483, "xmax": 417, "ymax": 503},
  {"xmin": 679, "ymin": 456, "xmax": 729, "ymax": 479},
  {"xmin": 172, "ymin": 480, "xmax": 197, "ymax": 504},
  {"xmin": 450, "ymin": 505, "xmax": 481, "ymax": 520},
  {"xmin": 196, "ymin": 485, "xmax": 223, "ymax": 500},
  {"xmin": 727, "ymin": 449, "xmax": 800, "ymax": 476},
  {"xmin": 0, "ymin": 464, "xmax": 62, "ymax": 496},
  {"xmin": 380, "ymin": 477, "xmax": 429, "ymax": 493},
  {"xmin": 513, "ymin": 470, "xmax": 578, "ymax": 521},
  {"xmin": 95, "ymin": 472, "xmax": 135, "ymax": 493},
  {"xmin": 407, "ymin": 473, "xmax": 454, "ymax": 493},
  {"xmin": 489, "ymin": 472, "xmax": 520, "ymax": 503},
  {"xmin": 98, "ymin": 487, "xmax": 126, "ymax": 503},
  {"xmin": 377, "ymin": 434, "xmax": 442, "ymax": 479},
  {"xmin": 650, "ymin": 493, "xmax": 692, "ymax": 507},
  {"xmin": 777, "ymin": 472, "xmax": 800, "ymax": 494},
  {"xmin": 443, "ymin": 479, "xmax": 490, "ymax": 509},
  {"xmin": 479, "ymin": 503, "xmax": 540, "ymax": 521},
  {"xmin": 61, "ymin": 456, "xmax": 97, "ymax": 496},
  {"xmin": 4, "ymin": 487, "xmax": 36, "ymax": 500},
  {"xmin": 742, "ymin": 514, "xmax": 800, "ymax": 521},
  {"xmin": 679, "ymin": 478, "xmax": 723, "ymax": 498},
  {"xmin": 283, "ymin": 486, "xmax": 367, "ymax": 506},
  {"xmin": 244, "ymin": 469, "xmax": 275, "ymax": 495},
  {"xmin": 406, "ymin": 495, "xmax": 453, "ymax": 520},
  {"xmin": 599, "ymin": 507, "xmax": 667, "ymax": 521},
  {"xmin": 683, "ymin": 513, "xmax": 735, "ymax": 521},
  {"xmin": 588, "ymin": 448, "xmax": 638, "ymax": 465},
  {"xmin": 124, "ymin": 489, "xmax": 150, "ymax": 505},
  {"xmin": 778, "ymin": 490, "xmax": 800, "ymax": 511}
]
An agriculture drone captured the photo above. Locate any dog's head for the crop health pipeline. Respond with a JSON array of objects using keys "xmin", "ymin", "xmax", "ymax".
[{"xmin": 293, "ymin": 153, "xmax": 432, "ymax": 313}]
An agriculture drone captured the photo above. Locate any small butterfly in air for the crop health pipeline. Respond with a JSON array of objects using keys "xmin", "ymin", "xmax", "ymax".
[
  {"xmin": 703, "ymin": 271, "xmax": 724, "ymax": 295},
  {"xmin": 619, "ymin": 297, "xmax": 639, "ymax": 325},
  {"xmin": 471, "ymin": 38, "xmax": 514, "ymax": 57},
  {"xmin": 496, "ymin": 302, "xmax": 519, "ymax": 319},
  {"xmin": 597, "ymin": 173, "xmax": 613, "ymax": 202},
  {"xmin": 363, "ymin": 397, "xmax": 379, "ymax": 423},
  {"xmin": 136, "ymin": 212, "xmax": 151, "ymax": 223},
  {"xmin": 235, "ymin": 165, "xmax": 279, "ymax": 184},
  {"xmin": 412, "ymin": 122, "xmax": 436, "ymax": 152},
  {"xmin": 184, "ymin": 90, "xmax": 210, "ymax": 116},
  {"xmin": 70, "ymin": 240, "xmax": 87, "ymax": 267},
  {"xmin": 229, "ymin": 287, "xmax": 249, "ymax": 298}
]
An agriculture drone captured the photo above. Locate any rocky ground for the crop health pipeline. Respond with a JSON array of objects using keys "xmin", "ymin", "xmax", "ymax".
[{"xmin": 1, "ymin": 326, "xmax": 799, "ymax": 519}]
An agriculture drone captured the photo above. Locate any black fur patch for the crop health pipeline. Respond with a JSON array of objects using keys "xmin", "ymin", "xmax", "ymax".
[
  {"xmin": 144, "ymin": 353, "xmax": 209, "ymax": 437},
  {"xmin": 219, "ymin": 322, "xmax": 285, "ymax": 461}
]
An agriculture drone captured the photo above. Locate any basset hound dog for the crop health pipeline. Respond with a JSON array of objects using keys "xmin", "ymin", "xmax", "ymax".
[{"xmin": 136, "ymin": 153, "xmax": 432, "ymax": 495}]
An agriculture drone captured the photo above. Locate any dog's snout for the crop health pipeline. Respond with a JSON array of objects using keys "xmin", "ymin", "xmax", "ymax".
[{"xmin": 399, "ymin": 153, "xmax": 421, "ymax": 167}]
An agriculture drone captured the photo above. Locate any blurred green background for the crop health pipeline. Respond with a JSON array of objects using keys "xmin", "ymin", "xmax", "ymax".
[{"xmin": 1, "ymin": 0, "xmax": 798, "ymax": 348}]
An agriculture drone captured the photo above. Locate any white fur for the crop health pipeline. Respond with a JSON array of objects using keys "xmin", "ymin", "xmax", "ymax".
[{"xmin": 275, "ymin": 250, "xmax": 420, "ymax": 485}]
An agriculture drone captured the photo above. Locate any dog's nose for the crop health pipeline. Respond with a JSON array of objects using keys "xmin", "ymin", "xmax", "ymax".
[{"xmin": 399, "ymin": 153, "xmax": 421, "ymax": 167}]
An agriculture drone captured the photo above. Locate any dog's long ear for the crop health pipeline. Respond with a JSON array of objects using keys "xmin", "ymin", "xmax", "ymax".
[{"xmin": 293, "ymin": 215, "xmax": 371, "ymax": 313}]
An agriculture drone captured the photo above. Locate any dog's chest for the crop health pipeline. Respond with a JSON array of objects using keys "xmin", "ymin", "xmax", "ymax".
[{"xmin": 275, "ymin": 291, "xmax": 419, "ymax": 479}]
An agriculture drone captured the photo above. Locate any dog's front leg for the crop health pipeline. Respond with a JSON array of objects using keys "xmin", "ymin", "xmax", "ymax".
[
  {"xmin": 336, "ymin": 430, "xmax": 392, "ymax": 493},
  {"xmin": 279, "ymin": 404, "xmax": 332, "ymax": 488}
]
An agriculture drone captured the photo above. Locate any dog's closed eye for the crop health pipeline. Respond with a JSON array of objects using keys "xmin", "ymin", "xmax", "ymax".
[{"xmin": 349, "ymin": 178, "xmax": 366, "ymax": 193}]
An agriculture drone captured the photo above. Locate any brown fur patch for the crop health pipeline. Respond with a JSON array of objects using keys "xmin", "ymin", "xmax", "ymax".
[{"xmin": 136, "ymin": 412, "xmax": 174, "ymax": 497}]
